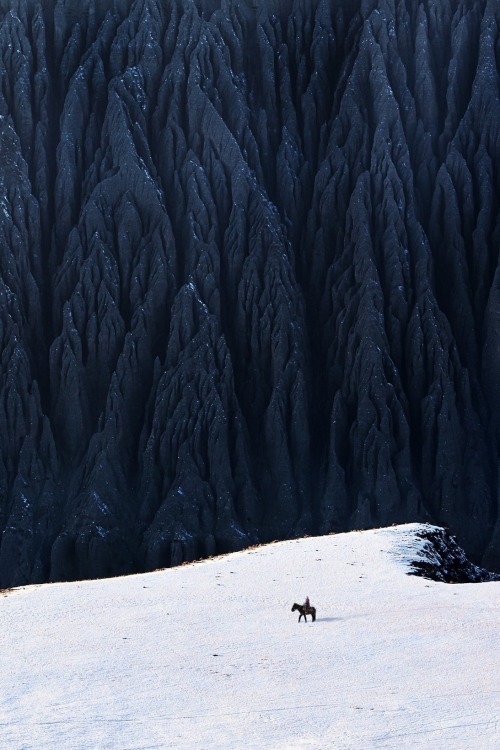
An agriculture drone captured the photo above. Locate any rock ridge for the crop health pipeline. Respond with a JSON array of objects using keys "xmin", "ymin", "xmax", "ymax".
[{"xmin": 0, "ymin": 0, "xmax": 499, "ymax": 584}]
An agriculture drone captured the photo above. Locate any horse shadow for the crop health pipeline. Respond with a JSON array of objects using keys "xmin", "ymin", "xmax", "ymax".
[{"xmin": 316, "ymin": 613, "xmax": 369, "ymax": 622}]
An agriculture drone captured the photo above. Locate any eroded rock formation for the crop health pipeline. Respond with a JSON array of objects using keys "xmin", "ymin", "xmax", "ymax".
[
  {"xmin": 409, "ymin": 525, "xmax": 500, "ymax": 582},
  {"xmin": 0, "ymin": 0, "xmax": 499, "ymax": 585}
]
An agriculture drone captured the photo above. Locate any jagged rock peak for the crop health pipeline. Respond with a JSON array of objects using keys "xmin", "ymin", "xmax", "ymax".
[{"xmin": 0, "ymin": 0, "xmax": 499, "ymax": 585}]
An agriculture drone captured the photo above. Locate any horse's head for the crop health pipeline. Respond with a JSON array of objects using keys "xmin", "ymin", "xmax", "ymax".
[{"xmin": 291, "ymin": 603, "xmax": 298, "ymax": 611}]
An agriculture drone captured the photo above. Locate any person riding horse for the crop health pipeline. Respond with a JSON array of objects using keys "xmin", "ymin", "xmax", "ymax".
[{"xmin": 291, "ymin": 597, "xmax": 316, "ymax": 621}]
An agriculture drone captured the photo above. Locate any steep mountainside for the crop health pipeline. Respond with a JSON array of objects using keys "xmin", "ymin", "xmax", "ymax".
[{"xmin": 0, "ymin": 0, "xmax": 499, "ymax": 585}]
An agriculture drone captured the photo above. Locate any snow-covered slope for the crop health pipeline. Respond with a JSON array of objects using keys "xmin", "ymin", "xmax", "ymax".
[{"xmin": 1, "ymin": 524, "xmax": 498, "ymax": 749}]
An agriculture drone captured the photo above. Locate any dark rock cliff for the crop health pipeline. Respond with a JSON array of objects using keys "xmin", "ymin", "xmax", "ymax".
[
  {"xmin": 0, "ymin": 0, "xmax": 499, "ymax": 585},
  {"xmin": 408, "ymin": 525, "xmax": 500, "ymax": 583}
]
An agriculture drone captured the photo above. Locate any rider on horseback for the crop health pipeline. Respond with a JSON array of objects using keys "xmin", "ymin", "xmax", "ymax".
[{"xmin": 291, "ymin": 598, "xmax": 316, "ymax": 621}]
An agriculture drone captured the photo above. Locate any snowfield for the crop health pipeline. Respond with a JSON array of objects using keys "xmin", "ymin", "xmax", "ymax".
[{"xmin": 0, "ymin": 524, "xmax": 498, "ymax": 749}]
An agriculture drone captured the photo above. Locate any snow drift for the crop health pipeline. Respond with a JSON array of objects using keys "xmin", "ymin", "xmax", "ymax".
[{"xmin": 0, "ymin": 523, "xmax": 498, "ymax": 749}]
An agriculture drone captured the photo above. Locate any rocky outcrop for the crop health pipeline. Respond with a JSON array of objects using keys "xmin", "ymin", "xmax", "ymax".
[
  {"xmin": 0, "ymin": 0, "xmax": 499, "ymax": 585},
  {"xmin": 409, "ymin": 525, "xmax": 500, "ymax": 583}
]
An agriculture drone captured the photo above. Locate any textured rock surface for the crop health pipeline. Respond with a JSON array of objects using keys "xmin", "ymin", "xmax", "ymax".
[
  {"xmin": 408, "ymin": 525, "xmax": 500, "ymax": 583},
  {"xmin": 0, "ymin": 0, "xmax": 499, "ymax": 585}
]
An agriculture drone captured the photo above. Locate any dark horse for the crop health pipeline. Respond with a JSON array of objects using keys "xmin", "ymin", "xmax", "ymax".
[{"xmin": 291, "ymin": 602, "xmax": 316, "ymax": 622}]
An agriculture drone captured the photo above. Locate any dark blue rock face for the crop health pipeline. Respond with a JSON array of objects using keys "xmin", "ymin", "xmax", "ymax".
[{"xmin": 0, "ymin": 0, "xmax": 499, "ymax": 585}]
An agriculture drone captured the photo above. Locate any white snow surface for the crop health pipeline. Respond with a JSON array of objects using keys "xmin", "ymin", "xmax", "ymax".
[{"xmin": 0, "ymin": 523, "xmax": 498, "ymax": 749}]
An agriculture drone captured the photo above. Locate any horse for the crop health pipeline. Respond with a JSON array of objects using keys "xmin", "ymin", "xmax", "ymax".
[{"xmin": 291, "ymin": 602, "xmax": 316, "ymax": 622}]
